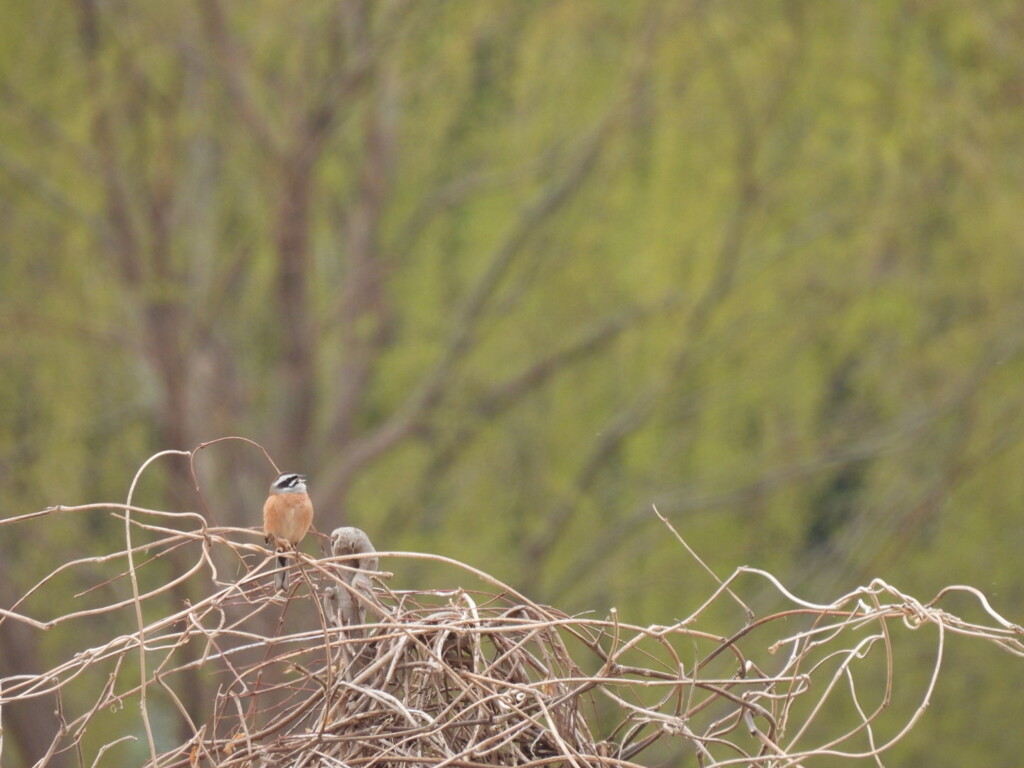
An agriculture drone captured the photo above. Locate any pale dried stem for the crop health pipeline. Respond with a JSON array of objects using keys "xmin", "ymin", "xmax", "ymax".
[{"xmin": 0, "ymin": 451, "xmax": 1020, "ymax": 766}]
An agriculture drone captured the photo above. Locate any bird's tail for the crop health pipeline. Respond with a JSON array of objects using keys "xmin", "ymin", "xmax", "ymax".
[{"xmin": 275, "ymin": 554, "xmax": 289, "ymax": 592}]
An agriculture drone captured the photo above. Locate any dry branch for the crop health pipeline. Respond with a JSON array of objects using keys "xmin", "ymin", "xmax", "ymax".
[{"xmin": 0, "ymin": 493, "xmax": 1021, "ymax": 767}]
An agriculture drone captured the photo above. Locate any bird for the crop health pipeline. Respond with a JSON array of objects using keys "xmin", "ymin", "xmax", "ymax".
[
  {"xmin": 324, "ymin": 527, "xmax": 379, "ymax": 632},
  {"xmin": 262, "ymin": 472, "xmax": 314, "ymax": 591}
]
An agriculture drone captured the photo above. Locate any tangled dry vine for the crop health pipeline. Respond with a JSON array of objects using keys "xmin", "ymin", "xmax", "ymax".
[{"xmin": 0, "ymin": 463, "xmax": 1021, "ymax": 766}]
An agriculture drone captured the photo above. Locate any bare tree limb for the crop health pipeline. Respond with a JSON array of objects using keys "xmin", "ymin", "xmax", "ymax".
[
  {"xmin": 196, "ymin": 0, "xmax": 281, "ymax": 156},
  {"xmin": 318, "ymin": 111, "xmax": 620, "ymax": 510},
  {"xmin": 381, "ymin": 297, "xmax": 680, "ymax": 532}
]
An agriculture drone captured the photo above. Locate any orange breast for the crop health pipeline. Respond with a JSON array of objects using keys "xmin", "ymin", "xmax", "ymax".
[{"xmin": 263, "ymin": 492, "xmax": 314, "ymax": 545}]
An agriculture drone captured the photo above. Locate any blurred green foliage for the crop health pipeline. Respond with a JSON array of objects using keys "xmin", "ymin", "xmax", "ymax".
[{"xmin": 1, "ymin": 0, "xmax": 1023, "ymax": 764}]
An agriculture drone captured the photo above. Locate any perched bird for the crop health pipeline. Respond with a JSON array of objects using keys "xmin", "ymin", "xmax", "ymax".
[
  {"xmin": 263, "ymin": 472, "xmax": 314, "ymax": 591},
  {"xmin": 324, "ymin": 527, "xmax": 379, "ymax": 631}
]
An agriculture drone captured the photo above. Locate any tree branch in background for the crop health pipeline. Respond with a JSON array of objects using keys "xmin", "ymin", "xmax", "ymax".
[
  {"xmin": 196, "ymin": 0, "xmax": 281, "ymax": 156},
  {"xmin": 382, "ymin": 298, "xmax": 679, "ymax": 533},
  {"xmin": 318, "ymin": 112, "xmax": 618, "ymax": 510},
  {"xmin": 548, "ymin": 340, "xmax": 1021, "ymax": 602},
  {"xmin": 324, "ymin": 59, "xmax": 397, "ymax": 454}
]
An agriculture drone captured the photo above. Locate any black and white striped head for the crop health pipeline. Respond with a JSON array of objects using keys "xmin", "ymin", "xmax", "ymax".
[{"xmin": 270, "ymin": 472, "xmax": 307, "ymax": 494}]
